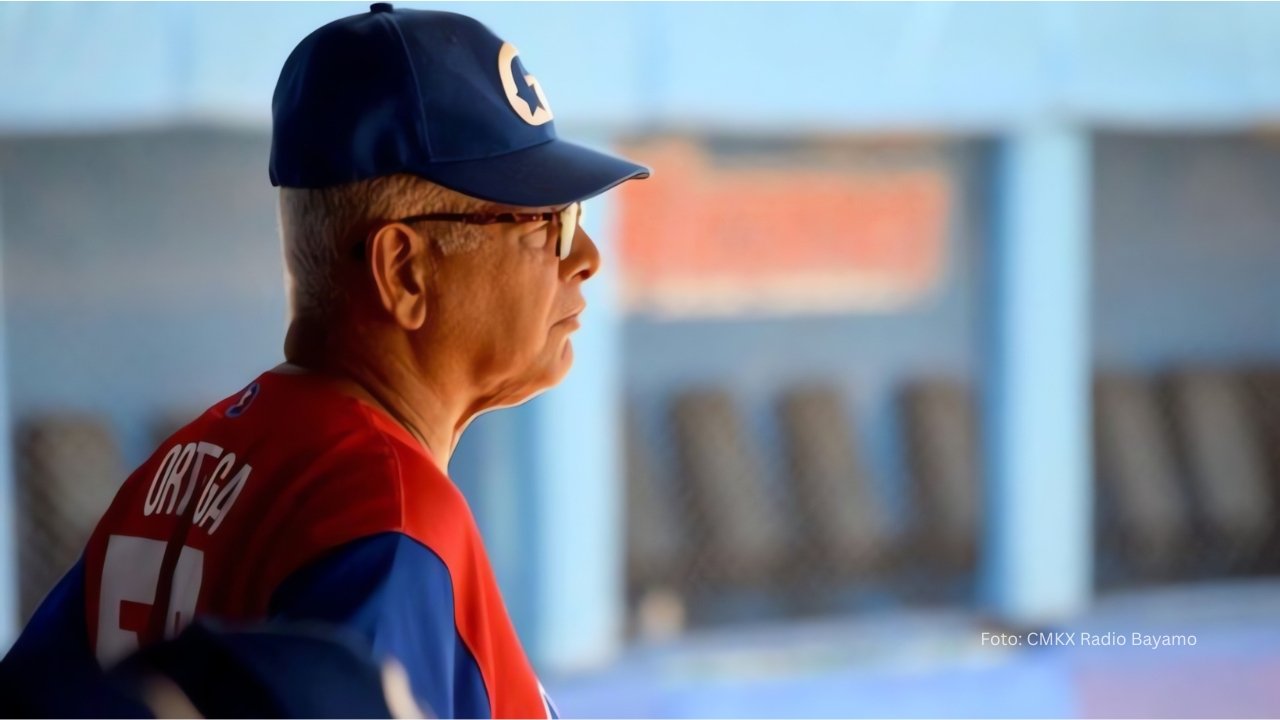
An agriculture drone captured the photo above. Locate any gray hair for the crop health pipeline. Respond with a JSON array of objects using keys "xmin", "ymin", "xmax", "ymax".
[{"xmin": 278, "ymin": 174, "xmax": 487, "ymax": 319}]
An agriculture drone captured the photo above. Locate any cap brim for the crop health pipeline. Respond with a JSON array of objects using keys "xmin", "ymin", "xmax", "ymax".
[{"xmin": 411, "ymin": 138, "xmax": 650, "ymax": 208}]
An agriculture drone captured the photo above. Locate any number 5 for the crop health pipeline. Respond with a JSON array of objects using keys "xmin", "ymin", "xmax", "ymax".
[{"xmin": 95, "ymin": 534, "xmax": 203, "ymax": 666}]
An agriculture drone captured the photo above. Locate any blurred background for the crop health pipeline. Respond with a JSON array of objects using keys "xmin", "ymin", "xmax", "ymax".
[{"xmin": 2, "ymin": 1, "xmax": 1280, "ymax": 717}]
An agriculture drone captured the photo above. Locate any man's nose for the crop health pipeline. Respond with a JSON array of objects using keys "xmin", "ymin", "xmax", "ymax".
[{"xmin": 561, "ymin": 225, "xmax": 601, "ymax": 282}]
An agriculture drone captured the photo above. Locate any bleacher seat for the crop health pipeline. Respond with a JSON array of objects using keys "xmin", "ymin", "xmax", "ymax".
[
  {"xmin": 776, "ymin": 385, "xmax": 893, "ymax": 582},
  {"xmin": 900, "ymin": 379, "xmax": 980, "ymax": 576},
  {"xmin": 1093, "ymin": 374, "xmax": 1191, "ymax": 582},
  {"xmin": 15, "ymin": 414, "xmax": 122, "ymax": 621},
  {"xmin": 1168, "ymin": 370, "xmax": 1275, "ymax": 575},
  {"xmin": 670, "ymin": 389, "xmax": 790, "ymax": 590}
]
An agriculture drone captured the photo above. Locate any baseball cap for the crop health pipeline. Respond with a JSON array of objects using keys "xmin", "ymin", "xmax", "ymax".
[{"xmin": 270, "ymin": 3, "xmax": 650, "ymax": 206}]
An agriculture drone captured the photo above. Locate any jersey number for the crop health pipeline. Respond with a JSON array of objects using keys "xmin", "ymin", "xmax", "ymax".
[{"xmin": 95, "ymin": 534, "xmax": 204, "ymax": 665}]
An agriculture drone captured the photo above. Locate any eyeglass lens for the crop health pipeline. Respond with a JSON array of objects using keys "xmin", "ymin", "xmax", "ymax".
[{"xmin": 557, "ymin": 203, "xmax": 582, "ymax": 260}]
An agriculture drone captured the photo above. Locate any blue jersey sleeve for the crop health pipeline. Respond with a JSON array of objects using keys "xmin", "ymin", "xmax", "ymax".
[
  {"xmin": 268, "ymin": 531, "xmax": 492, "ymax": 719},
  {"xmin": 0, "ymin": 559, "xmax": 149, "ymax": 717}
]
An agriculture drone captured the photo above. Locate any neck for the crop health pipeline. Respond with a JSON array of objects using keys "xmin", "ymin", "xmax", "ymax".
[{"xmin": 282, "ymin": 317, "xmax": 468, "ymax": 470}]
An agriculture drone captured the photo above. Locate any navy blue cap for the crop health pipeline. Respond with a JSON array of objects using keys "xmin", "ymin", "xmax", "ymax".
[{"xmin": 270, "ymin": 3, "xmax": 650, "ymax": 206}]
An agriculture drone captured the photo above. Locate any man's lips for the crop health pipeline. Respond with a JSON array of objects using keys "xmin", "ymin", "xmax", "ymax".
[{"xmin": 556, "ymin": 305, "xmax": 586, "ymax": 327}]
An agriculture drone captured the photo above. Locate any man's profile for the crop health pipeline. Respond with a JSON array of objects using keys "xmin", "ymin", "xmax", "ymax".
[{"xmin": 0, "ymin": 5, "xmax": 649, "ymax": 717}]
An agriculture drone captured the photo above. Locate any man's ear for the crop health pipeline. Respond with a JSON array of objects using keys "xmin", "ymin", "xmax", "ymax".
[{"xmin": 367, "ymin": 223, "xmax": 430, "ymax": 330}]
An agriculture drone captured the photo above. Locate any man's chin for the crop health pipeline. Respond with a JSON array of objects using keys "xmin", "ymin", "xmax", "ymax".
[
  {"xmin": 535, "ymin": 338, "xmax": 576, "ymax": 391},
  {"xmin": 484, "ymin": 341, "xmax": 575, "ymax": 412},
  {"xmin": 558, "ymin": 336, "xmax": 575, "ymax": 369}
]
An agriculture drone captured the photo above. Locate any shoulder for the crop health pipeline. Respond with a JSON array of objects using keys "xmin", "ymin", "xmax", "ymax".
[
  {"xmin": 363, "ymin": 410, "xmax": 479, "ymax": 556},
  {"xmin": 262, "ymin": 401, "xmax": 478, "ymax": 589}
]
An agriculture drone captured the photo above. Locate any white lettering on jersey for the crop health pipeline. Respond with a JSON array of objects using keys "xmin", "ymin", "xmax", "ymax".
[
  {"xmin": 143, "ymin": 440, "xmax": 250, "ymax": 536},
  {"xmin": 96, "ymin": 535, "xmax": 203, "ymax": 666}
]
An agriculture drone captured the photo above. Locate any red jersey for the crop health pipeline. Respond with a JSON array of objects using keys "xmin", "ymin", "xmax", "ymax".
[{"xmin": 78, "ymin": 368, "xmax": 552, "ymax": 718}]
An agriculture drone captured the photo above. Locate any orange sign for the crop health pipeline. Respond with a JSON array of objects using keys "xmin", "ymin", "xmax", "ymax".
[{"xmin": 613, "ymin": 138, "xmax": 951, "ymax": 317}]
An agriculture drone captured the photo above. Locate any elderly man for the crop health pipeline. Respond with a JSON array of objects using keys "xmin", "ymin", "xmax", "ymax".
[{"xmin": 1, "ymin": 5, "xmax": 648, "ymax": 718}]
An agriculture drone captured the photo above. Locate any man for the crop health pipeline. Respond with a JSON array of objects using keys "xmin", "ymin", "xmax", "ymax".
[{"xmin": 1, "ymin": 4, "xmax": 649, "ymax": 717}]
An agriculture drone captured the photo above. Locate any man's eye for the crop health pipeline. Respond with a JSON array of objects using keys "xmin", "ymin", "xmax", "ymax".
[{"xmin": 520, "ymin": 223, "xmax": 551, "ymax": 247}]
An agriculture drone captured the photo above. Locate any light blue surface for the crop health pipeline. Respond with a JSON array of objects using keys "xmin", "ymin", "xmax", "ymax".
[
  {"xmin": 547, "ymin": 581, "xmax": 1280, "ymax": 718},
  {"xmin": 528, "ymin": 188, "xmax": 627, "ymax": 671},
  {"xmin": 983, "ymin": 125, "xmax": 1093, "ymax": 623},
  {"xmin": 0, "ymin": 179, "xmax": 15, "ymax": 648},
  {"xmin": 4, "ymin": 3, "xmax": 1280, "ymax": 132}
]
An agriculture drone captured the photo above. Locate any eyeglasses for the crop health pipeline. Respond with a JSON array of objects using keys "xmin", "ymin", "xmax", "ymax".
[{"xmin": 353, "ymin": 202, "xmax": 583, "ymax": 261}]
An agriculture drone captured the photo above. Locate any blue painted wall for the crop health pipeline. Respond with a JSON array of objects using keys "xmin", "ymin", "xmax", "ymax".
[
  {"xmin": 5, "ymin": 3, "xmax": 1280, "ymax": 132},
  {"xmin": 0, "ymin": 130, "xmax": 286, "ymax": 466},
  {"xmin": 622, "ymin": 142, "xmax": 987, "ymax": 529},
  {"xmin": 1092, "ymin": 133, "xmax": 1280, "ymax": 368}
]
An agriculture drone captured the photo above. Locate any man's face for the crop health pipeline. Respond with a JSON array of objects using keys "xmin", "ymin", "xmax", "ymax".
[{"xmin": 423, "ymin": 205, "xmax": 600, "ymax": 408}]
